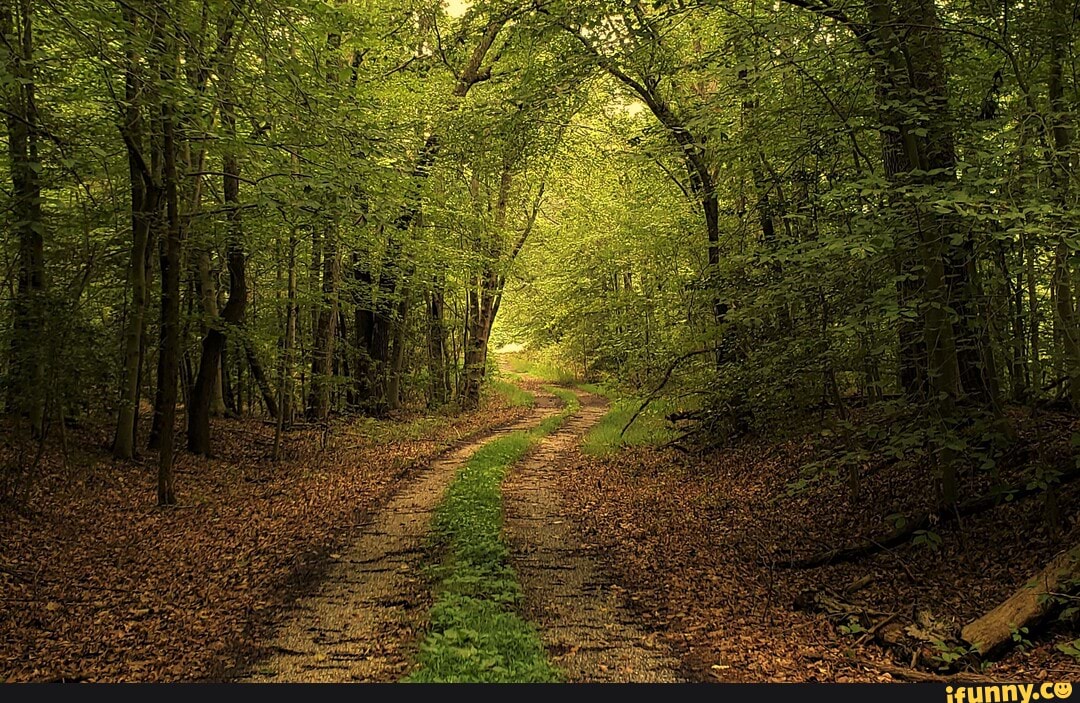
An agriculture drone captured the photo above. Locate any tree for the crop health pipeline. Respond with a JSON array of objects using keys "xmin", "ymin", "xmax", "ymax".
[{"xmin": 2, "ymin": 0, "xmax": 45, "ymax": 435}]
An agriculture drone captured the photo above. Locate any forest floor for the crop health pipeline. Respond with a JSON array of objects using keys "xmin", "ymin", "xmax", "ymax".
[
  {"xmin": 0, "ymin": 390, "xmax": 531, "ymax": 682},
  {"xmin": 556, "ymin": 407, "xmax": 1080, "ymax": 682},
  {"xmin": 5, "ymin": 375, "xmax": 1080, "ymax": 682}
]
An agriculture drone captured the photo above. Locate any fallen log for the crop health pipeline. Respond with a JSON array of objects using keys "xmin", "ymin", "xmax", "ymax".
[
  {"xmin": 961, "ymin": 545, "xmax": 1080, "ymax": 656},
  {"xmin": 782, "ymin": 466, "xmax": 1080, "ymax": 568}
]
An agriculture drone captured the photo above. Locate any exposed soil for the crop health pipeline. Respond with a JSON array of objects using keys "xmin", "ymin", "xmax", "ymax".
[
  {"xmin": 239, "ymin": 397, "xmax": 562, "ymax": 682},
  {"xmin": 503, "ymin": 389, "xmax": 682, "ymax": 683}
]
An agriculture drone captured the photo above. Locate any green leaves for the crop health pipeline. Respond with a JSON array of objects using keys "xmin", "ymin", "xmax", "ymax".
[{"xmin": 912, "ymin": 529, "xmax": 942, "ymax": 551}]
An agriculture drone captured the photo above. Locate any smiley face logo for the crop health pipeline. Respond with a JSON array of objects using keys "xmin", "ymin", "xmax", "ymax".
[{"xmin": 1054, "ymin": 683, "xmax": 1073, "ymax": 699}]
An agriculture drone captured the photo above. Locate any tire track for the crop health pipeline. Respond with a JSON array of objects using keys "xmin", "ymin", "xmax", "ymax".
[
  {"xmin": 503, "ymin": 389, "xmax": 682, "ymax": 683},
  {"xmin": 238, "ymin": 393, "xmax": 561, "ymax": 683}
]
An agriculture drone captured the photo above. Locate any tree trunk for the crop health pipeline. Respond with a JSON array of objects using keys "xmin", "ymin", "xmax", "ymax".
[
  {"xmin": 222, "ymin": 339, "xmax": 236, "ymax": 414},
  {"xmin": 868, "ymin": 0, "xmax": 964, "ymax": 503},
  {"xmin": 962, "ymin": 545, "xmax": 1080, "ymax": 656},
  {"xmin": 244, "ymin": 340, "xmax": 278, "ymax": 419},
  {"xmin": 387, "ymin": 292, "xmax": 409, "ymax": 411},
  {"xmin": 1027, "ymin": 232, "xmax": 1043, "ymax": 396},
  {"xmin": 427, "ymin": 279, "xmax": 451, "ymax": 408},
  {"xmin": 368, "ymin": 239, "xmax": 400, "ymax": 416},
  {"xmin": 273, "ymin": 229, "xmax": 298, "ymax": 460},
  {"xmin": 352, "ymin": 252, "xmax": 376, "ymax": 408},
  {"xmin": 2, "ymin": 0, "xmax": 45, "ymax": 434},
  {"xmin": 283, "ymin": 229, "xmax": 298, "ymax": 423},
  {"xmin": 156, "ymin": 18, "xmax": 180, "ymax": 506},
  {"xmin": 1048, "ymin": 2, "xmax": 1080, "ymax": 410},
  {"xmin": 462, "ymin": 169, "xmax": 507, "ymax": 408},
  {"xmin": 900, "ymin": 0, "xmax": 1000, "ymax": 410},
  {"xmin": 148, "ymin": 230, "xmax": 167, "ymax": 451},
  {"xmin": 114, "ymin": 11, "xmax": 157, "ymax": 459},
  {"xmin": 187, "ymin": 67, "xmax": 247, "ymax": 455},
  {"xmin": 897, "ymin": 252, "xmax": 928, "ymax": 400},
  {"xmin": 307, "ymin": 227, "xmax": 338, "ymax": 420},
  {"xmin": 462, "ymin": 287, "xmax": 491, "ymax": 408},
  {"xmin": 997, "ymin": 242, "xmax": 1028, "ymax": 402},
  {"xmin": 194, "ymin": 252, "xmax": 229, "ymax": 417}
]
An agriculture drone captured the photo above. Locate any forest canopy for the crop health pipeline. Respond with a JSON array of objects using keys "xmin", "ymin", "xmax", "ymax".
[{"xmin": 1, "ymin": 0, "xmax": 1078, "ymax": 515}]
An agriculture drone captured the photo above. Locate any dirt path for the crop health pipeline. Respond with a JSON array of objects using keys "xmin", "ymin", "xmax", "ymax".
[
  {"xmin": 239, "ymin": 394, "xmax": 561, "ymax": 683},
  {"xmin": 503, "ymin": 390, "xmax": 682, "ymax": 683}
]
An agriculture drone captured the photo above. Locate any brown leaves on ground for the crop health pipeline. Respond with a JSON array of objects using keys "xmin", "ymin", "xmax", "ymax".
[
  {"xmin": 553, "ymin": 408, "xmax": 1080, "ymax": 683},
  {"xmin": 0, "ymin": 396, "xmax": 528, "ymax": 683}
]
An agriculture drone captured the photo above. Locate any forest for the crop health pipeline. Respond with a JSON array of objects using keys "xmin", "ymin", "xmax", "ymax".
[{"xmin": 4, "ymin": 0, "xmax": 1080, "ymax": 685}]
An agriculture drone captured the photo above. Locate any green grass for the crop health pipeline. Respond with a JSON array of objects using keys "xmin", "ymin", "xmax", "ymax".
[
  {"xmin": 489, "ymin": 378, "xmax": 535, "ymax": 408},
  {"xmin": 582, "ymin": 395, "xmax": 679, "ymax": 457},
  {"xmin": 537, "ymin": 387, "xmax": 580, "ymax": 434},
  {"xmin": 405, "ymin": 385, "xmax": 579, "ymax": 683},
  {"xmin": 577, "ymin": 382, "xmax": 609, "ymax": 397},
  {"xmin": 503, "ymin": 355, "xmax": 578, "ymax": 385},
  {"xmin": 343, "ymin": 415, "xmax": 454, "ymax": 445}
]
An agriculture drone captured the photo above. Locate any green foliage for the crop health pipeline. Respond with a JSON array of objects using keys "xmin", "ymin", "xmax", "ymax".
[
  {"xmin": 583, "ymin": 396, "xmax": 680, "ymax": 457},
  {"xmin": 838, "ymin": 617, "xmax": 866, "ymax": 636},
  {"xmin": 1056, "ymin": 638, "xmax": 1080, "ymax": 661},
  {"xmin": 489, "ymin": 379, "xmax": 536, "ymax": 408},
  {"xmin": 537, "ymin": 387, "xmax": 580, "ymax": 435},
  {"xmin": 343, "ymin": 415, "xmax": 458, "ymax": 445},
  {"xmin": 503, "ymin": 355, "xmax": 578, "ymax": 385},
  {"xmin": 789, "ymin": 402, "xmax": 1011, "ymax": 503},
  {"xmin": 929, "ymin": 640, "xmax": 974, "ymax": 670},
  {"xmin": 7, "ymin": 0, "xmax": 1080, "ymax": 523},
  {"xmin": 406, "ymin": 430, "xmax": 557, "ymax": 683},
  {"xmin": 577, "ymin": 382, "xmax": 611, "ymax": 398},
  {"xmin": 912, "ymin": 530, "xmax": 943, "ymax": 551},
  {"xmin": 1028, "ymin": 465, "xmax": 1063, "ymax": 492},
  {"xmin": 1011, "ymin": 625, "xmax": 1034, "ymax": 653}
]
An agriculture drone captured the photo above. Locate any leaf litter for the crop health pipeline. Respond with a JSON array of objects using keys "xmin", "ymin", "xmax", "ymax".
[{"xmin": 0, "ymin": 396, "xmax": 529, "ymax": 683}]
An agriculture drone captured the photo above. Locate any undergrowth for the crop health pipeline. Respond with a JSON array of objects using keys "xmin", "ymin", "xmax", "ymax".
[
  {"xmin": 582, "ymin": 394, "xmax": 679, "ymax": 456},
  {"xmin": 342, "ymin": 381, "xmax": 535, "ymax": 445},
  {"xmin": 489, "ymin": 379, "xmax": 535, "ymax": 408},
  {"xmin": 504, "ymin": 355, "xmax": 578, "ymax": 385}
]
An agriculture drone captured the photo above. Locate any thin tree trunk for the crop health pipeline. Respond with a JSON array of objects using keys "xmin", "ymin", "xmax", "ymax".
[
  {"xmin": 369, "ymin": 239, "xmax": 399, "ymax": 415},
  {"xmin": 273, "ymin": 229, "xmax": 297, "ymax": 459},
  {"xmin": 352, "ymin": 252, "xmax": 376, "ymax": 409},
  {"xmin": 1026, "ymin": 232, "xmax": 1043, "ymax": 397},
  {"xmin": 194, "ymin": 252, "xmax": 228, "ymax": 416},
  {"xmin": 156, "ymin": 17, "xmax": 180, "ymax": 506},
  {"xmin": 427, "ymin": 278, "xmax": 450, "ymax": 408},
  {"xmin": 188, "ymin": 61, "xmax": 247, "ymax": 455},
  {"xmin": 114, "ymin": 10, "xmax": 156, "ymax": 458},
  {"xmin": 2, "ymin": 0, "xmax": 45, "ymax": 434},
  {"xmin": 387, "ymin": 291, "xmax": 409, "ymax": 411},
  {"xmin": 244, "ymin": 340, "xmax": 278, "ymax": 419},
  {"xmin": 307, "ymin": 227, "xmax": 338, "ymax": 420},
  {"xmin": 148, "ymin": 231, "xmax": 167, "ymax": 450}
]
